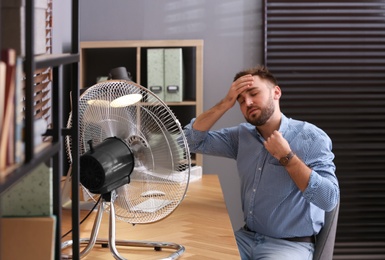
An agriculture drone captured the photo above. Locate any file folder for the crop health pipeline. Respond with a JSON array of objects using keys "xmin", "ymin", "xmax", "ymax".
[
  {"xmin": 147, "ymin": 48, "xmax": 165, "ymax": 100},
  {"xmin": 164, "ymin": 48, "xmax": 183, "ymax": 102}
]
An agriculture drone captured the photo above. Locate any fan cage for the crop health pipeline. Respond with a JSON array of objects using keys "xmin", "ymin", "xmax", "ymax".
[{"xmin": 66, "ymin": 80, "xmax": 191, "ymax": 224}]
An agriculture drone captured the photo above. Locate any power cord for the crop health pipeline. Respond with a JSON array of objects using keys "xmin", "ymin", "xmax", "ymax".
[{"xmin": 61, "ymin": 196, "xmax": 102, "ymax": 238}]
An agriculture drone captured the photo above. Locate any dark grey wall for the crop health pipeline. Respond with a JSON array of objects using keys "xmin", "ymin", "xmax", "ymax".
[{"xmin": 55, "ymin": 0, "xmax": 264, "ymax": 230}]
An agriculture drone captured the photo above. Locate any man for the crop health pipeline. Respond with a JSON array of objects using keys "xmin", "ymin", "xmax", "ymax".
[{"xmin": 183, "ymin": 65, "xmax": 339, "ymax": 259}]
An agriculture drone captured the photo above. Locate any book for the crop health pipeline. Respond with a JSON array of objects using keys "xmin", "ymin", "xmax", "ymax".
[
  {"xmin": 0, "ymin": 61, "xmax": 6, "ymax": 133},
  {"xmin": 0, "ymin": 49, "xmax": 16, "ymax": 171}
]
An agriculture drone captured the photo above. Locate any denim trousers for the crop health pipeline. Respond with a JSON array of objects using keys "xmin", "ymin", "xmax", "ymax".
[{"xmin": 235, "ymin": 228, "xmax": 314, "ymax": 260}]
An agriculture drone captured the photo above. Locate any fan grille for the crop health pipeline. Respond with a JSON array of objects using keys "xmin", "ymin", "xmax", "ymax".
[
  {"xmin": 67, "ymin": 80, "xmax": 191, "ymax": 224},
  {"xmin": 79, "ymin": 155, "xmax": 105, "ymax": 191}
]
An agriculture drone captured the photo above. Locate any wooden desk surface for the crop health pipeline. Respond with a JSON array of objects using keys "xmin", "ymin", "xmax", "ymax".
[{"xmin": 61, "ymin": 174, "xmax": 240, "ymax": 259}]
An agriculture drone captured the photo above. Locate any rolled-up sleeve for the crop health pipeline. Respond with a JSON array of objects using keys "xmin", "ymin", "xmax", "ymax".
[
  {"xmin": 302, "ymin": 131, "xmax": 340, "ymax": 212},
  {"xmin": 183, "ymin": 118, "xmax": 207, "ymax": 152},
  {"xmin": 304, "ymin": 171, "xmax": 339, "ymax": 212},
  {"xmin": 183, "ymin": 118, "xmax": 238, "ymax": 159}
]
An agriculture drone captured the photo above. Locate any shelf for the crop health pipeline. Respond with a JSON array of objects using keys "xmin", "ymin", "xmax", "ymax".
[
  {"xmin": 166, "ymin": 101, "xmax": 197, "ymax": 106},
  {"xmin": 80, "ymin": 39, "xmax": 204, "ymax": 49},
  {"xmin": 1, "ymin": 0, "xmax": 81, "ymax": 258},
  {"xmin": 80, "ymin": 40, "xmax": 204, "ymax": 166},
  {"xmin": 35, "ymin": 53, "xmax": 80, "ymax": 69},
  {"xmin": 139, "ymin": 101, "xmax": 197, "ymax": 106}
]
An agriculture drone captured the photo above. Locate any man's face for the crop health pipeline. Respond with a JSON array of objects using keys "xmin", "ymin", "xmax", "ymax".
[{"xmin": 237, "ymin": 76, "xmax": 276, "ymax": 126}]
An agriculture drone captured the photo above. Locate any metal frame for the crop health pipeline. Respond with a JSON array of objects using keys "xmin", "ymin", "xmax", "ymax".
[{"xmin": 61, "ymin": 190, "xmax": 185, "ymax": 260}]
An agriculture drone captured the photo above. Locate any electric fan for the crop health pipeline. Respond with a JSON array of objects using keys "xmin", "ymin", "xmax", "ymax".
[{"xmin": 61, "ymin": 79, "xmax": 191, "ymax": 259}]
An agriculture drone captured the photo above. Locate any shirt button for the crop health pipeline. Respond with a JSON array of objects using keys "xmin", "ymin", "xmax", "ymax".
[
  {"xmin": 249, "ymin": 211, "xmax": 252, "ymax": 214},
  {"xmin": 253, "ymin": 189, "xmax": 256, "ymax": 192},
  {"xmin": 258, "ymin": 168, "xmax": 261, "ymax": 171}
]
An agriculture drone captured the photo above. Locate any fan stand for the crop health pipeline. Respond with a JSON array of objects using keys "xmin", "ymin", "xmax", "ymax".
[{"xmin": 61, "ymin": 190, "xmax": 185, "ymax": 260}]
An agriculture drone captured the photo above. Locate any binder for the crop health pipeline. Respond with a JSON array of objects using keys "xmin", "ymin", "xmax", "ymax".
[
  {"xmin": 164, "ymin": 48, "xmax": 183, "ymax": 102},
  {"xmin": 147, "ymin": 48, "xmax": 165, "ymax": 100}
]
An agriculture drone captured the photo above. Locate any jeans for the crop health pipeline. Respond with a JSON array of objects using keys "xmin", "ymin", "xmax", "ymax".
[{"xmin": 235, "ymin": 228, "xmax": 314, "ymax": 260}]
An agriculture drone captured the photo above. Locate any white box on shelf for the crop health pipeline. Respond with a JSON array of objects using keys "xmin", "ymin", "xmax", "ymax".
[
  {"xmin": 164, "ymin": 48, "xmax": 183, "ymax": 102},
  {"xmin": 1, "ymin": 0, "xmax": 48, "ymax": 56},
  {"xmin": 147, "ymin": 48, "xmax": 165, "ymax": 100}
]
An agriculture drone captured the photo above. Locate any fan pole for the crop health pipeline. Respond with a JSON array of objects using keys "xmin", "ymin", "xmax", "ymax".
[
  {"xmin": 61, "ymin": 196, "xmax": 104, "ymax": 259},
  {"xmin": 108, "ymin": 190, "xmax": 126, "ymax": 259}
]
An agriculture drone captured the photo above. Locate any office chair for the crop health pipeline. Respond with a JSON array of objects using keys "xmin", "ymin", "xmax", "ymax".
[{"xmin": 313, "ymin": 200, "xmax": 340, "ymax": 260}]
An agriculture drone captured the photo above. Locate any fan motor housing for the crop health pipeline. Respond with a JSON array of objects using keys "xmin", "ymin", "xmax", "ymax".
[{"xmin": 80, "ymin": 137, "xmax": 134, "ymax": 195}]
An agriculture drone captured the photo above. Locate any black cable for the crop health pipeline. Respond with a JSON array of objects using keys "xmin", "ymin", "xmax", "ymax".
[{"xmin": 61, "ymin": 195, "xmax": 102, "ymax": 238}]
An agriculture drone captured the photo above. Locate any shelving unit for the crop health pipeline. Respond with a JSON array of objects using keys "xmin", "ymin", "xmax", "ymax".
[
  {"xmin": 0, "ymin": 1, "xmax": 81, "ymax": 259},
  {"xmin": 80, "ymin": 39, "xmax": 204, "ymax": 166}
]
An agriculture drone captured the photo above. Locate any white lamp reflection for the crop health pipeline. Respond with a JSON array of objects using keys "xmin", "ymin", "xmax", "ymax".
[
  {"xmin": 110, "ymin": 94, "xmax": 142, "ymax": 107},
  {"xmin": 87, "ymin": 99, "xmax": 110, "ymax": 107},
  {"xmin": 87, "ymin": 94, "xmax": 142, "ymax": 108}
]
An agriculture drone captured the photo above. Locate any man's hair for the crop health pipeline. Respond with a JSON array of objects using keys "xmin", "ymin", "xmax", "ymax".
[{"xmin": 233, "ymin": 65, "xmax": 278, "ymax": 87}]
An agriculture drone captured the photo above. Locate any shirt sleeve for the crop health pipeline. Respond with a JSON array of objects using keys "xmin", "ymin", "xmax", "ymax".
[
  {"xmin": 183, "ymin": 118, "xmax": 238, "ymax": 159},
  {"xmin": 301, "ymin": 129, "xmax": 340, "ymax": 212}
]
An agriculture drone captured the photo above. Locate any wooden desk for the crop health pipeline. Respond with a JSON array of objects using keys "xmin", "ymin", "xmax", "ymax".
[{"xmin": 61, "ymin": 174, "xmax": 240, "ymax": 259}]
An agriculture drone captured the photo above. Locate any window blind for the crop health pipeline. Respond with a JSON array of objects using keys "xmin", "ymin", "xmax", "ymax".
[
  {"xmin": 30, "ymin": 0, "xmax": 52, "ymax": 122},
  {"xmin": 264, "ymin": 0, "xmax": 385, "ymax": 259}
]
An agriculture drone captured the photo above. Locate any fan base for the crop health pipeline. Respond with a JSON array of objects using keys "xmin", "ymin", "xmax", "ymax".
[
  {"xmin": 61, "ymin": 238, "xmax": 185, "ymax": 260},
  {"xmin": 61, "ymin": 190, "xmax": 185, "ymax": 260}
]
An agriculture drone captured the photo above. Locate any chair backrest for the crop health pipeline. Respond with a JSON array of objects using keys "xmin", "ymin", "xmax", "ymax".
[{"xmin": 313, "ymin": 200, "xmax": 340, "ymax": 260}]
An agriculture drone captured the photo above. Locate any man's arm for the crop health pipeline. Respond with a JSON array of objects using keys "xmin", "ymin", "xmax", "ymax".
[
  {"xmin": 263, "ymin": 130, "xmax": 311, "ymax": 192},
  {"xmin": 193, "ymin": 74, "xmax": 254, "ymax": 131},
  {"xmin": 264, "ymin": 130, "xmax": 339, "ymax": 211}
]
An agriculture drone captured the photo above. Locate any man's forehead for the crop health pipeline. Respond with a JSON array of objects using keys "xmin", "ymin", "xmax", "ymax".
[{"xmin": 237, "ymin": 86, "xmax": 260, "ymax": 100}]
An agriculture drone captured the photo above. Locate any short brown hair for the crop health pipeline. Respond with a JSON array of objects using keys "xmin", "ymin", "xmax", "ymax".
[{"xmin": 233, "ymin": 65, "xmax": 278, "ymax": 87}]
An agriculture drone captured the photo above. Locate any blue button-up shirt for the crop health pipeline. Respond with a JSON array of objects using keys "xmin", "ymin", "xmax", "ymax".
[{"xmin": 184, "ymin": 113, "xmax": 339, "ymax": 238}]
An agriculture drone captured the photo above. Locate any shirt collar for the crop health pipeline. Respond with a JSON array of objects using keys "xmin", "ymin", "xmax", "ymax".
[
  {"xmin": 254, "ymin": 113, "xmax": 289, "ymax": 141},
  {"xmin": 278, "ymin": 113, "xmax": 289, "ymax": 134}
]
